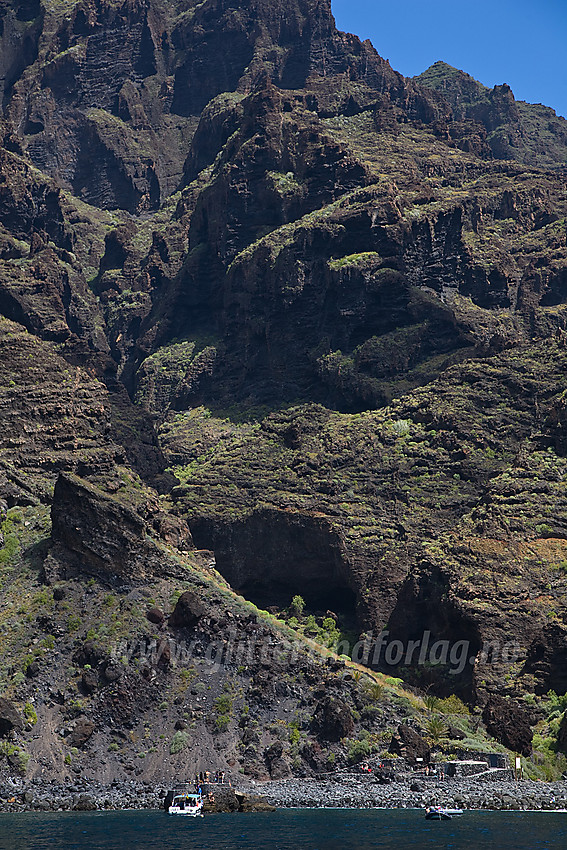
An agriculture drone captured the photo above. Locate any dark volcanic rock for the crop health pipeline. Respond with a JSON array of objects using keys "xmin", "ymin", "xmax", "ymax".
[
  {"xmin": 557, "ymin": 712, "xmax": 567, "ymax": 756},
  {"xmin": 169, "ymin": 590, "xmax": 206, "ymax": 629},
  {"xmin": 102, "ymin": 662, "xmax": 122, "ymax": 684},
  {"xmin": 523, "ymin": 623, "xmax": 567, "ymax": 695},
  {"xmin": 0, "ymin": 697, "xmax": 23, "ymax": 737},
  {"xmin": 146, "ymin": 606, "xmax": 165, "ymax": 625},
  {"xmin": 235, "ymin": 791, "xmax": 276, "ymax": 813},
  {"xmin": 49, "ymin": 473, "xmax": 179, "ymax": 582},
  {"xmin": 314, "ymin": 696, "xmax": 354, "ymax": 742},
  {"xmin": 72, "ymin": 793, "xmax": 97, "ymax": 812},
  {"xmin": 81, "ymin": 669, "xmax": 98, "ymax": 695},
  {"xmin": 482, "ymin": 696, "xmax": 533, "ymax": 756},
  {"xmin": 26, "ymin": 661, "xmax": 40, "ymax": 679},
  {"xmin": 202, "ymin": 787, "xmax": 239, "ymax": 813},
  {"xmin": 73, "ymin": 641, "xmax": 109, "ymax": 669},
  {"xmin": 201, "ymin": 787, "xmax": 274, "ymax": 813},
  {"xmin": 67, "ymin": 717, "xmax": 96, "ymax": 748},
  {"xmin": 447, "ymin": 725, "xmax": 466, "ymax": 741},
  {"xmin": 155, "ymin": 639, "xmax": 171, "ymax": 669},
  {"xmin": 264, "ymin": 741, "xmax": 290, "ymax": 779},
  {"xmin": 389, "ymin": 724, "xmax": 431, "ymax": 765}
]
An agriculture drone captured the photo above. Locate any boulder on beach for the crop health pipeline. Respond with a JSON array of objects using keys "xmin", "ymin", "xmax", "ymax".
[{"xmin": 389, "ymin": 724, "xmax": 430, "ymax": 765}]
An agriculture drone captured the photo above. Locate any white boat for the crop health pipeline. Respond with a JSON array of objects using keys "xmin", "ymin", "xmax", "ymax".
[
  {"xmin": 425, "ymin": 806, "xmax": 463, "ymax": 820},
  {"xmin": 168, "ymin": 793, "xmax": 204, "ymax": 816}
]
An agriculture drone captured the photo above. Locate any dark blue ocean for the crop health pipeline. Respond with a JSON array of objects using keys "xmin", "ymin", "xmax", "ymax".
[{"xmin": 0, "ymin": 808, "xmax": 566, "ymax": 849}]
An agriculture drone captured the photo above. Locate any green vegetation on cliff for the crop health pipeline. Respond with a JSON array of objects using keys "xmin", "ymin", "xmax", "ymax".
[{"xmin": 2, "ymin": 0, "xmax": 567, "ymax": 786}]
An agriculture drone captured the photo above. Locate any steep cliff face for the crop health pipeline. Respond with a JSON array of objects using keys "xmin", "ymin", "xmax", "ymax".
[
  {"xmin": 161, "ymin": 340, "xmax": 567, "ymax": 700},
  {"xmin": 0, "ymin": 317, "xmax": 113, "ymax": 501},
  {"xmin": 416, "ymin": 61, "xmax": 567, "ymax": 169},
  {"xmin": 1, "ymin": 0, "xmax": 567, "ymax": 783},
  {"xmin": 0, "ymin": 0, "xmax": 440, "ymax": 212},
  {"xmin": 156, "ymin": 143, "xmax": 567, "ymax": 412}
]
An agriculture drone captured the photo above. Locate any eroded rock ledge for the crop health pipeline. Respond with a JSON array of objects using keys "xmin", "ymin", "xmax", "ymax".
[{"xmin": 46, "ymin": 472, "xmax": 190, "ymax": 583}]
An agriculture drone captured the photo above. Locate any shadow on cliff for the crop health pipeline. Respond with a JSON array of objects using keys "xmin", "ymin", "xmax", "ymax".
[
  {"xmin": 376, "ymin": 561, "xmax": 483, "ymax": 702},
  {"xmin": 189, "ymin": 506, "xmax": 358, "ymax": 620}
]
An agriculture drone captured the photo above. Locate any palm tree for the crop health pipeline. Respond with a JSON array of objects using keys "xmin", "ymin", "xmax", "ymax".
[
  {"xmin": 426, "ymin": 715, "xmax": 448, "ymax": 745},
  {"xmin": 423, "ymin": 694, "xmax": 441, "ymax": 713},
  {"xmin": 365, "ymin": 682, "xmax": 385, "ymax": 702}
]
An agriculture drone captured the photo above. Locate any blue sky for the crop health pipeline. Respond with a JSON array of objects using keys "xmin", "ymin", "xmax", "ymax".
[{"xmin": 331, "ymin": 0, "xmax": 567, "ymax": 119}]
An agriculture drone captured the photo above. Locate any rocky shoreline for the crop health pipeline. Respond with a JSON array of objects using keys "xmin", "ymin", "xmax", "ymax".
[
  {"xmin": 0, "ymin": 778, "xmax": 275, "ymax": 814},
  {"xmin": 248, "ymin": 773, "xmax": 567, "ymax": 812},
  {"xmin": 0, "ymin": 779, "xmax": 166, "ymax": 813},
  {"xmin": 2, "ymin": 774, "xmax": 567, "ymax": 814}
]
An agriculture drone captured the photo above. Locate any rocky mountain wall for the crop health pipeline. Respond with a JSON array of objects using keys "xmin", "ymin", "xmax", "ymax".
[{"xmin": 1, "ymin": 0, "xmax": 567, "ymax": 785}]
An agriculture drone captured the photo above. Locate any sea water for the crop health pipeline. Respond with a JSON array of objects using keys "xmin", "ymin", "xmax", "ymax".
[{"xmin": 0, "ymin": 808, "xmax": 566, "ymax": 849}]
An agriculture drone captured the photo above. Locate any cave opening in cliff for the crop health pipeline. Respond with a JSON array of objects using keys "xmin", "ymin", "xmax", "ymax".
[
  {"xmin": 377, "ymin": 564, "xmax": 483, "ymax": 702},
  {"xmin": 240, "ymin": 578, "xmax": 358, "ymax": 622},
  {"xmin": 191, "ymin": 510, "xmax": 359, "ymax": 627}
]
